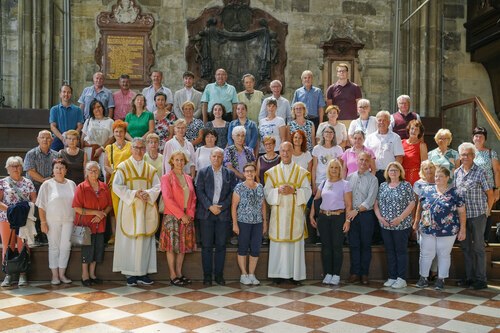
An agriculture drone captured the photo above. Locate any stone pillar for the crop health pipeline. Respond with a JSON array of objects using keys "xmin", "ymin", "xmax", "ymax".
[{"xmin": 399, "ymin": 0, "xmax": 442, "ymax": 117}]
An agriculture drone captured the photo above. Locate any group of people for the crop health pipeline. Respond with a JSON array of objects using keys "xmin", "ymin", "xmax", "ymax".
[{"xmin": 0, "ymin": 64, "xmax": 498, "ymax": 291}]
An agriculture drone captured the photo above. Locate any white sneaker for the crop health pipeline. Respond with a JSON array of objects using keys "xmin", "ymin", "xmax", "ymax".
[
  {"xmin": 329, "ymin": 275, "xmax": 340, "ymax": 286},
  {"xmin": 322, "ymin": 274, "xmax": 333, "ymax": 284},
  {"xmin": 18, "ymin": 274, "xmax": 28, "ymax": 287},
  {"xmin": 391, "ymin": 278, "xmax": 407, "ymax": 289},
  {"xmin": 240, "ymin": 274, "xmax": 252, "ymax": 285},
  {"xmin": 51, "ymin": 279, "xmax": 61, "ymax": 285},
  {"xmin": 1, "ymin": 275, "xmax": 11, "ymax": 287},
  {"xmin": 248, "ymin": 274, "xmax": 260, "ymax": 285},
  {"xmin": 383, "ymin": 278, "xmax": 397, "ymax": 287}
]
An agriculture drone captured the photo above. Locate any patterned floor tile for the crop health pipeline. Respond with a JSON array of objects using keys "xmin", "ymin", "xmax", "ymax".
[
  {"xmin": 165, "ymin": 314, "xmax": 218, "ymax": 330},
  {"xmin": 0, "ymin": 279, "xmax": 497, "ymax": 333},
  {"xmin": 225, "ymin": 314, "xmax": 278, "ymax": 329}
]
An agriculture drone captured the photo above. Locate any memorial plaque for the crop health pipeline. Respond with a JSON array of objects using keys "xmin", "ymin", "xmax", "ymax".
[
  {"xmin": 106, "ymin": 35, "xmax": 145, "ymax": 80},
  {"xmin": 95, "ymin": 0, "xmax": 155, "ymax": 88}
]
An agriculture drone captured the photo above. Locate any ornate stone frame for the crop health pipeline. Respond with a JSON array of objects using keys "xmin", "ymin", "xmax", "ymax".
[
  {"xmin": 94, "ymin": 0, "xmax": 155, "ymax": 88},
  {"xmin": 320, "ymin": 37, "xmax": 364, "ymax": 89},
  {"xmin": 185, "ymin": 0, "xmax": 288, "ymax": 93}
]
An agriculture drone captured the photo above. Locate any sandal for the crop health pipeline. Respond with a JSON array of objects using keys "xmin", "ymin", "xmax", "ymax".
[
  {"xmin": 179, "ymin": 276, "xmax": 191, "ymax": 284},
  {"xmin": 170, "ymin": 277, "xmax": 185, "ymax": 287}
]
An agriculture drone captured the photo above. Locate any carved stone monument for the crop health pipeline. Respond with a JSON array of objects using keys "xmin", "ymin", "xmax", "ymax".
[
  {"xmin": 95, "ymin": 0, "xmax": 155, "ymax": 88},
  {"xmin": 186, "ymin": 0, "xmax": 288, "ymax": 93}
]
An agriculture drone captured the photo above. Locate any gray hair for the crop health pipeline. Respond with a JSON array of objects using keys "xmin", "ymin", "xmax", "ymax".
[
  {"xmin": 352, "ymin": 130, "xmax": 366, "ymax": 139},
  {"xmin": 241, "ymin": 73, "xmax": 255, "ymax": 82},
  {"xmin": 458, "ymin": 142, "xmax": 477, "ymax": 155},
  {"xmin": 357, "ymin": 98, "xmax": 370, "ymax": 107},
  {"xmin": 231, "ymin": 125, "xmax": 246, "ymax": 138},
  {"xmin": 270, "ymin": 79, "xmax": 282, "ymax": 87},
  {"xmin": 320, "ymin": 125, "xmax": 337, "ymax": 146},
  {"xmin": 5, "ymin": 156, "xmax": 23, "ymax": 169},
  {"xmin": 85, "ymin": 161, "xmax": 101, "ymax": 176},
  {"xmin": 376, "ymin": 110, "xmax": 391, "ymax": 120},
  {"xmin": 132, "ymin": 137, "xmax": 146, "ymax": 146},
  {"xmin": 397, "ymin": 95, "xmax": 411, "ymax": 104},
  {"xmin": 210, "ymin": 147, "xmax": 224, "ymax": 157}
]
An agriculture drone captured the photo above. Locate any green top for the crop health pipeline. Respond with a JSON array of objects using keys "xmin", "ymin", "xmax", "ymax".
[{"xmin": 125, "ymin": 111, "xmax": 153, "ymax": 138}]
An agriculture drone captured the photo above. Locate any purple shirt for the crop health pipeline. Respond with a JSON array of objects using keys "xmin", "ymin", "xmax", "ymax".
[{"xmin": 319, "ymin": 179, "xmax": 352, "ymax": 210}]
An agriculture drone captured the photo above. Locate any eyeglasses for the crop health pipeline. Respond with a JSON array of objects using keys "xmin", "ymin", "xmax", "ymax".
[
  {"xmin": 357, "ymin": 105, "xmax": 369, "ymax": 109},
  {"xmin": 132, "ymin": 146, "xmax": 146, "ymax": 150}
]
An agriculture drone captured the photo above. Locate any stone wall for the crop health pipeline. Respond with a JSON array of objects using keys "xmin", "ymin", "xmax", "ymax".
[{"xmin": 0, "ymin": 0, "xmax": 497, "ymax": 153}]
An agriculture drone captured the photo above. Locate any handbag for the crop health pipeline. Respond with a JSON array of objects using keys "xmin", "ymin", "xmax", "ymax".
[
  {"xmin": 71, "ymin": 214, "xmax": 92, "ymax": 246},
  {"xmin": 2, "ymin": 230, "xmax": 30, "ymax": 274}
]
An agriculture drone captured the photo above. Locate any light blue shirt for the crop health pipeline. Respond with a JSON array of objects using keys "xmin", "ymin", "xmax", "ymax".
[
  {"xmin": 291, "ymin": 86, "xmax": 326, "ymax": 118},
  {"xmin": 49, "ymin": 103, "xmax": 84, "ymax": 133},
  {"xmin": 227, "ymin": 119, "xmax": 258, "ymax": 149},
  {"xmin": 201, "ymin": 82, "xmax": 239, "ymax": 115},
  {"xmin": 259, "ymin": 96, "xmax": 292, "ymax": 124},
  {"xmin": 78, "ymin": 86, "xmax": 115, "ymax": 120}
]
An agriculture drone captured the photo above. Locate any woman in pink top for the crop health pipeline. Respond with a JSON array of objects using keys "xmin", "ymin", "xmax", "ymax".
[
  {"xmin": 341, "ymin": 130, "xmax": 376, "ymax": 178},
  {"xmin": 310, "ymin": 159, "xmax": 352, "ymax": 286}
]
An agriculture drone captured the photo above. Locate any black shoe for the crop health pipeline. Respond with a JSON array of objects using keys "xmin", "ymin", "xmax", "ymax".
[
  {"xmin": 90, "ymin": 277, "xmax": 103, "ymax": 284},
  {"xmin": 272, "ymin": 278, "xmax": 283, "ymax": 285},
  {"xmin": 203, "ymin": 275, "xmax": 212, "ymax": 286},
  {"xmin": 456, "ymin": 279, "xmax": 474, "ymax": 287},
  {"xmin": 290, "ymin": 279, "xmax": 302, "ymax": 286},
  {"xmin": 214, "ymin": 275, "xmax": 225, "ymax": 285},
  {"xmin": 81, "ymin": 279, "xmax": 93, "ymax": 287},
  {"xmin": 472, "ymin": 280, "xmax": 488, "ymax": 290}
]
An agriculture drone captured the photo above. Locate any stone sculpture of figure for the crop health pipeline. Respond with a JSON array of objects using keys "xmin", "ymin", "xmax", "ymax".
[{"xmin": 114, "ymin": 0, "xmax": 139, "ymax": 24}]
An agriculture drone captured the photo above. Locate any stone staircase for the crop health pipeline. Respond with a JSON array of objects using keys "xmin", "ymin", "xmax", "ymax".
[{"xmin": 0, "ymin": 108, "xmax": 50, "ymax": 175}]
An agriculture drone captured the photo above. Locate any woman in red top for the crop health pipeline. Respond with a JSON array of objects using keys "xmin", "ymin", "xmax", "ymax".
[
  {"xmin": 160, "ymin": 151, "xmax": 197, "ymax": 286},
  {"xmin": 402, "ymin": 120, "xmax": 428, "ymax": 185},
  {"xmin": 72, "ymin": 161, "xmax": 112, "ymax": 286}
]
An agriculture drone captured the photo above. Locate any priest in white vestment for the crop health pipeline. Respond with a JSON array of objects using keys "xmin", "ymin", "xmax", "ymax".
[
  {"xmin": 112, "ymin": 137, "xmax": 161, "ymax": 286},
  {"xmin": 264, "ymin": 141, "xmax": 311, "ymax": 283}
]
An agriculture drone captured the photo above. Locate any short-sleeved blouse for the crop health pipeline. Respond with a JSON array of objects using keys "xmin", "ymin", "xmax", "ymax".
[
  {"xmin": 312, "ymin": 144, "xmax": 344, "ymax": 185},
  {"xmin": 35, "ymin": 178, "xmax": 76, "ymax": 223},
  {"xmin": 234, "ymin": 182, "xmax": 265, "ymax": 224},
  {"xmin": 474, "ymin": 149, "xmax": 498, "ymax": 188},
  {"xmin": 292, "ymin": 151, "xmax": 312, "ymax": 171},
  {"xmin": 317, "ymin": 122, "xmax": 348, "ymax": 145},
  {"xmin": 413, "ymin": 179, "xmax": 434, "ymax": 197},
  {"xmin": 258, "ymin": 154, "xmax": 280, "ymax": 185},
  {"xmin": 82, "ymin": 117, "xmax": 114, "ymax": 146},
  {"xmin": 125, "ymin": 111, "xmax": 154, "ymax": 138},
  {"xmin": 428, "ymin": 148, "xmax": 459, "ymax": 176},
  {"xmin": 0, "ymin": 177, "xmax": 36, "ymax": 222},
  {"xmin": 186, "ymin": 118, "xmax": 204, "ymax": 148},
  {"xmin": 289, "ymin": 120, "xmax": 315, "ymax": 152},
  {"xmin": 223, "ymin": 145, "xmax": 256, "ymax": 174},
  {"xmin": 341, "ymin": 146, "xmax": 376, "ymax": 177},
  {"xmin": 377, "ymin": 181, "xmax": 414, "ymax": 230},
  {"xmin": 418, "ymin": 186, "xmax": 464, "ymax": 237},
  {"xmin": 205, "ymin": 121, "xmax": 229, "ymax": 149},
  {"xmin": 154, "ymin": 111, "xmax": 176, "ymax": 152},
  {"xmin": 319, "ymin": 179, "xmax": 352, "ymax": 211},
  {"xmin": 59, "ymin": 149, "xmax": 85, "ymax": 185}
]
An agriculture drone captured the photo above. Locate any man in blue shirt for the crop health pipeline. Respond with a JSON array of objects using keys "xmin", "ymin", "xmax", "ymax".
[
  {"xmin": 201, "ymin": 68, "xmax": 239, "ymax": 123},
  {"xmin": 78, "ymin": 72, "xmax": 115, "ymax": 120},
  {"xmin": 292, "ymin": 70, "xmax": 326, "ymax": 129},
  {"xmin": 49, "ymin": 84, "xmax": 84, "ymax": 151}
]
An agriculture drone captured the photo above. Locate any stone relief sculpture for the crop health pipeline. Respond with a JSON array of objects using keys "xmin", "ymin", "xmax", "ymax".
[
  {"xmin": 114, "ymin": 0, "xmax": 139, "ymax": 24},
  {"xmin": 186, "ymin": 0, "xmax": 288, "ymax": 92}
]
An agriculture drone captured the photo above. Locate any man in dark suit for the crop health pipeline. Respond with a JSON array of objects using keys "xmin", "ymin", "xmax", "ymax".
[{"xmin": 196, "ymin": 147, "xmax": 237, "ymax": 285}]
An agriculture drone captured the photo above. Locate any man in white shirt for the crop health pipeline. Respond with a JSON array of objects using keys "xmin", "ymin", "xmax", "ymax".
[{"xmin": 142, "ymin": 70, "xmax": 173, "ymax": 112}]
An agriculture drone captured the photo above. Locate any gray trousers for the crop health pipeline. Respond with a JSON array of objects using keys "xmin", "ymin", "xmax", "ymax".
[{"xmin": 461, "ymin": 214, "xmax": 487, "ymax": 282}]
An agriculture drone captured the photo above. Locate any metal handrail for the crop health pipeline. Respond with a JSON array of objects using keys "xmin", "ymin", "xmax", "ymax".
[{"xmin": 441, "ymin": 96, "xmax": 500, "ymax": 141}]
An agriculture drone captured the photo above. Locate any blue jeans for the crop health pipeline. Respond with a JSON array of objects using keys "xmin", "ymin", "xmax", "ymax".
[
  {"xmin": 348, "ymin": 210, "xmax": 375, "ymax": 276},
  {"xmin": 461, "ymin": 214, "xmax": 487, "ymax": 282},
  {"xmin": 381, "ymin": 227, "xmax": 410, "ymax": 280},
  {"xmin": 200, "ymin": 214, "xmax": 228, "ymax": 277}
]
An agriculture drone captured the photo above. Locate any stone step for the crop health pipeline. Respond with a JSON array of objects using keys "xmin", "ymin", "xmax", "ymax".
[
  {"xmin": 0, "ymin": 108, "xmax": 50, "ymax": 126},
  {"xmin": 0, "ymin": 125, "xmax": 49, "ymax": 148},
  {"xmin": 17, "ymin": 244, "xmax": 496, "ymax": 282}
]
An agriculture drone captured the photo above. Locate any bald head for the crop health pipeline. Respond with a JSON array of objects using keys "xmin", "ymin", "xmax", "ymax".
[{"xmin": 279, "ymin": 141, "xmax": 293, "ymax": 164}]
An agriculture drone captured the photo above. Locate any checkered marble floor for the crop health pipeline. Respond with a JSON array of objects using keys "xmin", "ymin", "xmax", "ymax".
[{"xmin": 0, "ymin": 279, "xmax": 498, "ymax": 333}]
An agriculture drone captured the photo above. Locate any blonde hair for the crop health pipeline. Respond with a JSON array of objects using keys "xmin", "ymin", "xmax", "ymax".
[
  {"xmin": 434, "ymin": 128, "xmax": 452, "ymax": 145},
  {"xmin": 326, "ymin": 158, "xmax": 343, "ymax": 181}
]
